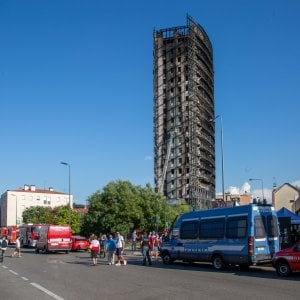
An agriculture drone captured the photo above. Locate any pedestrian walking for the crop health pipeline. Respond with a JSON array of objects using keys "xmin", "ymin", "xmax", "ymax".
[
  {"xmin": 153, "ymin": 232, "xmax": 160, "ymax": 260},
  {"xmin": 99, "ymin": 235, "xmax": 107, "ymax": 258},
  {"xmin": 1, "ymin": 236, "xmax": 8, "ymax": 262},
  {"xmin": 11, "ymin": 235, "xmax": 21, "ymax": 258},
  {"xmin": 1, "ymin": 236, "xmax": 8, "ymax": 256},
  {"xmin": 149, "ymin": 231, "xmax": 156, "ymax": 258},
  {"xmin": 115, "ymin": 232, "xmax": 127, "ymax": 266},
  {"xmin": 141, "ymin": 232, "xmax": 152, "ymax": 266},
  {"xmin": 131, "ymin": 230, "xmax": 137, "ymax": 251},
  {"xmin": 106, "ymin": 234, "xmax": 116, "ymax": 265},
  {"xmin": 90, "ymin": 235, "xmax": 100, "ymax": 266}
]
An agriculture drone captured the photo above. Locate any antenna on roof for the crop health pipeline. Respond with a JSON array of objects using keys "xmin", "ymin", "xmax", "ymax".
[{"xmin": 273, "ymin": 177, "xmax": 277, "ymax": 189}]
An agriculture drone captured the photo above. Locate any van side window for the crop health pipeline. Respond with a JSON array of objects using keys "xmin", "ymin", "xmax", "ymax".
[
  {"xmin": 180, "ymin": 221, "xmax": 198, "ymax": 239},
  {"xmin": 226, "ymin": 216, "xmax": 247, "ymax": 238},
  {"xmin": 267, "ymin": 216, "xmax": 279, "ymax": 237},
  {"xmin": 199, "ymin": 218, "xmax": 225, "ymax": 239},
  {"xmin": 254, "ymin": 216, "xmax": 266, "ymax": 238}
]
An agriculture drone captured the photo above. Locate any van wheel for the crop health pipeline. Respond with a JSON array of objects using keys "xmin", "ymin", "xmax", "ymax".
[
  {"xmin": 212, "ymin": 255, "xmax": 225, "ymax": 270},
  {"xmin": 276, "ymin": 261, "xmax": 291, "ymax": 277},
  {"xmin": 239, "ymin": 264, "xmax": 250, "ymax": 271},
  {"xmin": 162, "ymin": 252, "xmax": 173, "ymax": 265}
]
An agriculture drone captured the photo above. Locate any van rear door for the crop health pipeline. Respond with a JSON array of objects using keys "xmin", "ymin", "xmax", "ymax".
[
  {"xmin": 48, "ymin": 226, "xmax": 71, "ymax": 251},
  {"xmin": 253, "ymin": 215, "xmax": 278, "ymax": 262}
]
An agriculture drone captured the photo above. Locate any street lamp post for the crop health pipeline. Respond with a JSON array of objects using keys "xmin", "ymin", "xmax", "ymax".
[
  {"xmin": 60, "ymin": 161, "xmax": 71, "ymax": 227},
  {"xmin": 212, "ymin": 115, "xmax": 225, "ymax": 203},
  {"xmin": 249, "ymin": 178, "xmax": 265, "ymax": 200}
]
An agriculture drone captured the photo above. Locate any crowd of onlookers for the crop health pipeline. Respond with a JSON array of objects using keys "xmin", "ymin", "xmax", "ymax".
[
  {"xmin": 87, "ymin": 230, "xmax": 167, "ymax": 266},
  {"xmin": 1, "ymin": 229, "xmax": 168, "ymax": 266}
]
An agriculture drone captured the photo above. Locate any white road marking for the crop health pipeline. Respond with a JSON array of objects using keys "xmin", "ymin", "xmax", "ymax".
[
  {"xmin": 30, "ymin": 282, "xmax": 64, "ymax": 300},
  {"xmin": 1, "ymin": 264, "xmax": 64, "ymax": 300}
]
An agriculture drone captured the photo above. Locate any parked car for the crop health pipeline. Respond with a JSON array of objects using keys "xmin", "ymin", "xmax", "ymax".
[
  {"xmin": 71, "ymin": 235, "xmax": 90, "ymax": 251},
  {"xmin": 272, "ymin": 242, "xmax": 300, "ymax": 276}
]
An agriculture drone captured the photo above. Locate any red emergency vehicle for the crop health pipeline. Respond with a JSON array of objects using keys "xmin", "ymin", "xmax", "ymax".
[
  {"xmin": 0, "ymin": 227, "xmax": 8, "ymax": 238},
  {"xmin": 71, "ymin": 235, "xmax": 90, "ymax": 251},
  {"xmin": 35, "ymin": 225, "xmax": 72, "ymax": 253},
  {"xmin": 272, "ymin": 242, "xmax": 300, "ymax": 276},
  {"xmin": 19, "ymin": 224, "xmax": 43, "ymax": 248},
  {"xmin": 7, "ymin": 226, "xmax": 19, "ymax": 244}
]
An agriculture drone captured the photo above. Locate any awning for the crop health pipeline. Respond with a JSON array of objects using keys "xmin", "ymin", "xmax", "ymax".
[{"xmin": 277, "ymin": 207, "xmax": 300, "ymax": 225}]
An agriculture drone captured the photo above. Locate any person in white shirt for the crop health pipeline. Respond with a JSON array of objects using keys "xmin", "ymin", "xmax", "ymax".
[
  {"xmin": 11, "ymin": 236, "xmax": 21, "ymax": 258},
  {"xmin": 115, "ymin": 232, "xmax": 127, "ymax": 266},
  {"xmin": 90, "ymin": 236, "xmax": 100, "ymax": 266}
]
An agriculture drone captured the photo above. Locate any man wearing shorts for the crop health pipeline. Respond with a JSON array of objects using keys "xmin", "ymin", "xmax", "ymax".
[
  {"xmin": 11, "ymin": 235, "xmax": 21, "ymax": 258},
  {"xmin": 115, "ymin": 232, "xmax": 127, "ymax": 266}
]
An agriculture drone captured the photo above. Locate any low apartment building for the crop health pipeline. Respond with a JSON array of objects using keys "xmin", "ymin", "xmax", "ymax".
[{"xmin": 0, "ymin": 184, "xmax": 73, "ymax": 226}]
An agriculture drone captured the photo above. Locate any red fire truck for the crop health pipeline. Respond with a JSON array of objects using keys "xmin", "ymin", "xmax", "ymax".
[
  {"xmin": 7, "ymin": 226, "xmax": 19, "ymax": 244},
  {"xmin": 0, "ymin": 227, "xmax": 8, "ymax": 238},
  {"xmin": 19, "ymin": 224, "xmax": 43, "ymax": 248}
]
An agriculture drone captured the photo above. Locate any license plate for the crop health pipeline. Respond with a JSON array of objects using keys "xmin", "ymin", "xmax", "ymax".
[{"xmin": 257, "ymin": 247, "xmax": 265, "ymax": 251}]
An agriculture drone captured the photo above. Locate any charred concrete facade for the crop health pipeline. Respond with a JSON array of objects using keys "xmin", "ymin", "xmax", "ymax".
[{"xmin": 153, "ymin": 16, "xmax": 215, "ymax": 209}]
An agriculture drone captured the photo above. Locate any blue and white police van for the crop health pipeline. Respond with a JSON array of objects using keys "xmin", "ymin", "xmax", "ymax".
[{"xmin": 160, "ymin": 203, "xmax": 279, "ymax": 270}]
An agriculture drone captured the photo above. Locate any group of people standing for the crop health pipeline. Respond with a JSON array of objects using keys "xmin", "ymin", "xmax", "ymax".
[
  {"xmin": 89, "ymin": 232, "xmax": 127, "ymax": 266},
  {"xmin": 88, "ymin": 230, "xmax": 163, "ymax": 267}
]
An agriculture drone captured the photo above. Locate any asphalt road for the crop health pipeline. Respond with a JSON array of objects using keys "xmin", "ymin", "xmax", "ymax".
[{"xmin": 0, "ymin": 247, "xmax": 299, "ymax": 300}]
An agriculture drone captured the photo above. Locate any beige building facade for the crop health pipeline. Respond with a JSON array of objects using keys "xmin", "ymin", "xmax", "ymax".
[
  {"xmin": 0, "ymin": 184, "xmax": 73, "ymax": 226},
  {"xmin": 272, "ymin": 183, "xmax": 300, "ymax": 214},
  {"xmin": 213, "ymin": 193, "xmax": 252, "ymax": 208}
]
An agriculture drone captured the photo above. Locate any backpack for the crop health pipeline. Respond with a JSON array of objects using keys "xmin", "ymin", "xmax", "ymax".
[{"xmin": 1, "ymin": 239, "xmax": 8, "ymax": 249}]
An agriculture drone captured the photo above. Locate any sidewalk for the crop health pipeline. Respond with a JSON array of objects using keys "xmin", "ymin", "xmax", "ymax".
[{"xmin": 124, "ymin": 247, "xmax": 142, "ymax": 256}]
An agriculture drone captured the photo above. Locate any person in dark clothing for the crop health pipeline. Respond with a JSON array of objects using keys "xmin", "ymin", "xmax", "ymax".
[
  {"xmin": 1, "ymin": 236, "xmax": 8, "ymax": 260},
  {"xmin": 141, "ymin": 232, "xmax": 152, "ymax": 266}
]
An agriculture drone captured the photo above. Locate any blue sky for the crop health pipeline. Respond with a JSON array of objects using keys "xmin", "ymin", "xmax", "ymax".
[{"xmin": 1, "ymin": 0, "xmax": 299, "ymax": 204}]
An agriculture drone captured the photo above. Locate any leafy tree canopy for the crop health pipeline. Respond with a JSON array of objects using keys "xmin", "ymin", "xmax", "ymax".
[
  {"xmin": 81, "ymin": 180, "xmax": 190, "ymax": 237},
  {"xmin": 22, "ymin": 205, "xmax": 81, "ymax": 233},
  {"xmin": 21, "ymin": 181, "xmax": 191, "ymax": 237}
]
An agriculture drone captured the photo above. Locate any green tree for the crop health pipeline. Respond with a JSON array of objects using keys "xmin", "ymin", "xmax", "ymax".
[
  {"xmin": 22, "ymin": 206, "xmax": 53, "ymax": 224},
  {"xmin": 52, "ymin": 206, "xmax": 81, "ymax": 233},
  {"xmin": 81, "ymin": 180, "xmax": 190, "ymax": 237},
  {"xmin": 22, "ymin": 205, "xmax": 81, "ymax": 233}
]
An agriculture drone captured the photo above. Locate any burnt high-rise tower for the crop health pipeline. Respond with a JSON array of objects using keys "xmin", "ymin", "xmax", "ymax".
[{"xmin": 153, "ymin": 15, "xmax": 215, "ymax": 209}]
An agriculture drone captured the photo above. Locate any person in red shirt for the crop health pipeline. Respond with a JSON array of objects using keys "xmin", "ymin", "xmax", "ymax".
[
  {"xmin": 90, "ymin": 236, "xmax": 100, "ymax": 266},
  {"xmin": 149, "ymin": 232, "xmax": 155, "ymax": 257}
]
